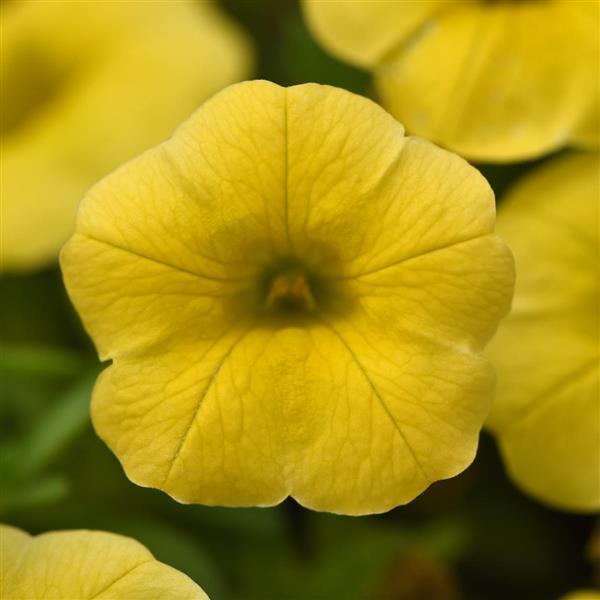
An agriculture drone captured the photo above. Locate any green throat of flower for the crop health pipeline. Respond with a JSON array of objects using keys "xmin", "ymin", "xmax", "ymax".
[
  {"xmin": 253, "ymin": 256, "xmax": 344, "ymax": 324},
  {"xmin": 261, "ymin": 259, "xmax": 320, "ymax": 315},
  {"xmin": 266, "ymin": 271, "xmax": 316, "ymax": 313}
]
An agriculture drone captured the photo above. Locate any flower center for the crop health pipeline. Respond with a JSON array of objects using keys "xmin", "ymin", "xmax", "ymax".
[
  {"xmin": 259, "ymin": 257, "xmax": 323, "ymax": 318},
  {"xmin": 247, "ymin": 253, "xmax": 355, "ymax": 326},
  {"xmin": 266, "ymin": 272, "xmax": 316, "ymax": 313}
]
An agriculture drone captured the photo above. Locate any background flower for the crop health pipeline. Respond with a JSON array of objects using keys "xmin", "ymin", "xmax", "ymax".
[
  {"xmin": 486, "ymin": 152, "xmax": 599, "ymax": 512},
  {"xmin": 0, "ymin": 524, "xmax": 208, "ymax": 599},
  {"xmin": 1, "ymin": 0, "xmax": 252, "ymax": 273},
  {"xmin": 562, "ymin": 592, "xmax": 600, "ymax": 600},
  {"xmin": 61, "ymin": 80, "xmax": 514, "ymax": 515},
  {"xmin": 302, "ymin": 0, "xmax": 599, "ymax": 162}
]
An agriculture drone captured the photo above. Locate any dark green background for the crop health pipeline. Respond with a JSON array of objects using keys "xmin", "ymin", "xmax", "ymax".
[{"xmin": 1, "ymin": 1, "xmax": 596, "ymax": 598}]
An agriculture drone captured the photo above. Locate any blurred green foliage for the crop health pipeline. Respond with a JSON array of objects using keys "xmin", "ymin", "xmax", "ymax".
[{"xmin": 0, "ymin": 1, "xmax": 596, "ymax": 599}]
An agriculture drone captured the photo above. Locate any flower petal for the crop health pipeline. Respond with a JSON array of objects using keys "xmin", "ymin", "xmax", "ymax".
[
  {"xmin": 561, "ymin": 593, "xmax": 600, "ymax": 600},
  {"xmin": 91, "ymin": 327, "xmax": 290, "ymax": 507},
  {"xmin": 486, "ymin": 152, "xmax": 600, "ymax": 512},
  {"xmin": 572, "ymin": 87, "xmax": 600, "ymax": 150},
  {"xmin": 284, "ymin": 86, "xmax": 496, "ymax": 276},
  {"xmin": 0, "ymin": 524, "xmax": 30, "ymax": 580},
  {"xmin": 375, "ymin": 1, "xmax": 598, "ymax": 161},
  {"xmin": 286, "ymin": 323, "xmax": 494, "ymax": 514},
  {"xmin": 61, "ymin": 81, "xmax": 288, "ymax": 359},
  {"xmin": 96, "ymin": 319, "xmax": 492, "ymax": 515},
  {"xmin": 0, "ymin": 526, "xmax": 207, "ymax": 599},
  {"xmin": 347, "ymin": 234, "xmax": 514, "ymax": 354},
  {"xmin": 301, "ymin": 0, "xmax": 458, "ymax": 68}
]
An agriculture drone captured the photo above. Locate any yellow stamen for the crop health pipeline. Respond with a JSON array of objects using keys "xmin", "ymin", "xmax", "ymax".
[{"xmin": 266, "ymin": 273, "xmax": 316, "ymax": 311}]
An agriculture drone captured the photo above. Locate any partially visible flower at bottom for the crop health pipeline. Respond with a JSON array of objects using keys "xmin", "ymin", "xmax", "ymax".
[
  {"xmin": 0, "ymin": 524, "xmax": 208, "ymax": 599},
  {"xmin": 486, "ymin": 152, "xmax": 599, "ymax": 512},
  {"xmin": 561, "ymin": 592, "xmax": 600, "ymax": 600},
  {"xmin": 61, "ymin": 81, "xmax": 514, "ymax": 515}
]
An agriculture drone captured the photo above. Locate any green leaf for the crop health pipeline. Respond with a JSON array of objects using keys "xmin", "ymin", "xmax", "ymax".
[
  {"xmin": 0, "ymin": 474, "xmax": 69, "ymax": 512},
  {"xmin": 6, "ymin": 371, "xmax": 96, "ymax": 478},
  {"xmin": 0, "ymin": 344, "xmax": 84, "ymax": 377}
]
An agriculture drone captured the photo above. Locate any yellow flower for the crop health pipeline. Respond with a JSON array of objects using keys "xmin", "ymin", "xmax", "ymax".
[
  {"xmin": 561, "ymin": 593, "xmax": 600, "ymax": 600},
  {"xmin": 486, "ymin": 152, "xmax": 599, "ymax": 512},
  {"xmin": 0, "ymin": 524, "xmax": 208, "ymax": 599},
  {"xmin": 1, "ymin": 0, "xmax": 252, "ymax": 273},
  {"xmin": 302, "ymin": 0, "xmax": 599, "ymax": 162},
  {"xmin": 61, "ymin": 81, "xmax": 514, "ymax": 515}
]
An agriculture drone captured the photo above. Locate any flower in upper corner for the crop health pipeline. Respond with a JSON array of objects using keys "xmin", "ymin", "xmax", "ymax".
[
  {"xmin": 486, "ymin": 152, "xmax": 599, "ymax": 512},
  {"xmin": 61, "ymin": 81, "xmax": 514, "ymax": 515},
  {"xmin": 1, "ymin": 0, "xmax": 252, "ymax": 273},
  {"xmin": 0, "ymin": 525, "xmax": 208, "ymax": 599},
  {"xmin": 302, "ymin": 0, "xmax": 599, "ymax": 162}
]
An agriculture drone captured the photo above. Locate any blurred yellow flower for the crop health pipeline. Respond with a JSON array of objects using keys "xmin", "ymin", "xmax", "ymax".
[
  {"xmin": 0, "ymin": 524, "xmax": 208, "ymax": 599},
  {"xmin": 61, "ymin": 81, "xmax": 514, "ymax": 515},
  {"xmin": 302, "ymin": 0, "xmax": 599, "ymax": 162},
  {"xmin": 562, "ymin": 593, "xmax": 600, "ymax": 600},
  {"xmin": 1, "ymin": 0, "xmax": 252, "ymax": 273},
  {"xmin": 486, "ymin": 152, "xmax": 599, "ymax": 512}
]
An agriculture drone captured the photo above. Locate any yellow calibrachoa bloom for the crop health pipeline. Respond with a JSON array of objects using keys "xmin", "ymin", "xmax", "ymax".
[
  {"xmin": 61, "ymin": 81, "xmax": 514, "ymax": 515},
  {"xmin": 0, "ymin": 525, "xmax": 208, "ymax": 599},
  {"xmin": 486, "ymin": 152, "xmax": 600, "ymax": 512},
  {"xmin": 1, "ymin": 0, "xmax": 251, "ymax": 273},
  {"xmin": 562, "ymin": 593, "xmax": 600, "ymax": 600},
  {"xmin": 302, "ymin": 0, "xmax": 599, "ymax": 162}
]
